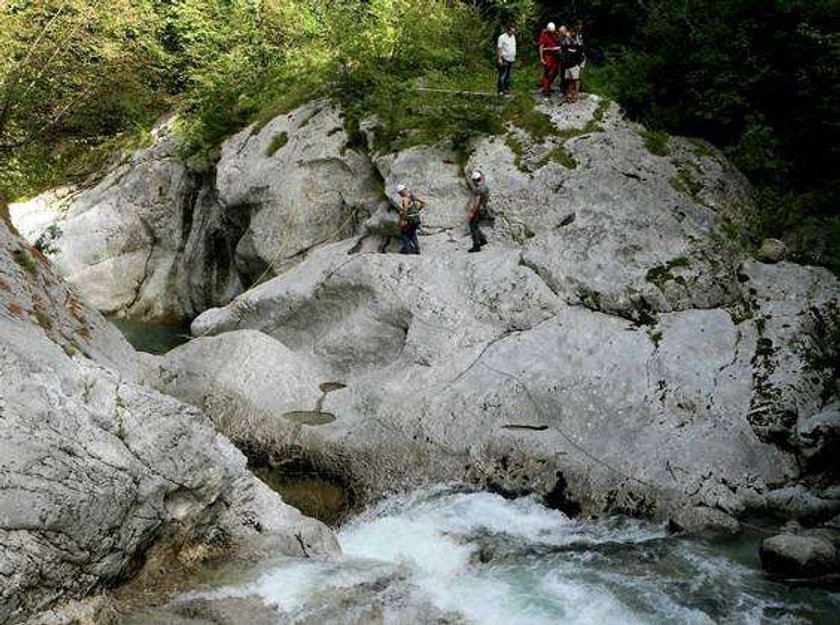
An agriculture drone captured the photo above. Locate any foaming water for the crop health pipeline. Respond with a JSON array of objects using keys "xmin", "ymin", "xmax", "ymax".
[{"xmin": 185, "ymin": 485, "xmax": 839, "ymax": 624}]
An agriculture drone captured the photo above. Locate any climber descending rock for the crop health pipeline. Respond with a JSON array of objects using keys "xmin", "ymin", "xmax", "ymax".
[
  {"xmin": 397, "ymin": 183, "xmax": 425, "ymax": 255},
  {"xmin": 467, "ymin": 171, "xmax": 490, "ymax": 253}
]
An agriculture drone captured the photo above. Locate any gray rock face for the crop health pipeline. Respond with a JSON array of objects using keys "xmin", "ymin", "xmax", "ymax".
[
  {"xmin": 742, "ymin": 261, "xmax": 839, "ymax": 448},
  {"xmin": 217, "ymin": 100, "xmax": 382, "ymax": 277},
  {"xmin": 474, "ymin": 99, "xmax": 753, "ymax": 320},
  {"xmin": 760, "ymin": 533, "xmax": 838, "ymax": 579},
  {"xmin": 10, "ymin": 121, "xmax": 243, "ymax": 322},
  {"xmin": 796, "ymin": 411, "xmax": 840, "ymax": 467},
  {"xmin": 172, "ymin": 96, "xmax": 840, "ymax": 532},
  {"xmin": 0, "ymin": 223, "xmax": 337, "ymax": 624}
]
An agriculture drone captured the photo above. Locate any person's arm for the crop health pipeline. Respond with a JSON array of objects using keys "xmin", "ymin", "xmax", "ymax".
[
  {"xmin": 497, "ymin": 35, "xmax": 504, "ymax": 65},
  {"xmin": 417, "ymin": 197, "xmax": 426, "ymax": 210}
]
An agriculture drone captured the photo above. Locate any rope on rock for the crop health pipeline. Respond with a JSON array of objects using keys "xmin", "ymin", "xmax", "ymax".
[{"xmin": 416, "ymin": 87, "xmax": 500, "ymax": 98}]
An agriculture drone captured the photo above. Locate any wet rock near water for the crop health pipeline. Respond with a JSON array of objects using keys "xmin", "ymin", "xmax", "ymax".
[
  {"xmin": 760, "ymin": 533, "xmax": 839, "ymax": 580},
  {"xmin": 0, "ymin": 220, "xmax": 337, "ymax": 625}
]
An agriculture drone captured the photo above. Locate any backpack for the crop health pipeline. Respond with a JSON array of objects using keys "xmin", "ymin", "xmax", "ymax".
[{"xmin": 405, "ymin": 195, "xmax": 422, "ymax": 227}]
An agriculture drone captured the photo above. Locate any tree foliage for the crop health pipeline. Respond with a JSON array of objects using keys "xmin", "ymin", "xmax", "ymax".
[
  {"xmin": 0, "ymin": 0, "xmax": 167, "ymax": 195},
  {"xmin": 541, "ymin": 0, "xmax": 840, "ymax": 269}
]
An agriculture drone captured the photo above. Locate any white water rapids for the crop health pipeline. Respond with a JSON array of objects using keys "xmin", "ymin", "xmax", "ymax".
[{"xmin": 182, "ymin": 485, "xmax": 838, "ymax": 624}]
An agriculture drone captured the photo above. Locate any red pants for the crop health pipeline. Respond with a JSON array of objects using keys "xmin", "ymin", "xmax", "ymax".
[{"xmin": 541, "ymin": 56, "xmax": 560, "ymax": 93}]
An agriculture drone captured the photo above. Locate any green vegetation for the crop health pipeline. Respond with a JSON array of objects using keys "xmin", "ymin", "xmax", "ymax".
[
  {"xmin": 266, "ymin": 131, "xmax": 289, "ymax": 157},
  {"xmin": 645, "ymin": 257, "xmax": 691, "ymax": 290},
  {"xmin": 1, "ymin": 0, "xmax": 538, "ymax": 199},
  {"xmin": 546, "ymin": 145, "xmax": 577, "ymax": 169},
  {"xmin": 12, "ymin": 248, "xmax": 37, "ymax": 275},
  {"xmin": 505, "ymin": 134, "xmax": 527, "ymax": 172},
  {"xmin": 641, "ymin": 130, "xmax": 671, "ymax": 157},
  {"xmin": 34, "ymin": 309, "xmax": 53, "ymax": 332},
  {"xmin": 689, "ymin": 138, "xmax": 716, "ymax": 159},
  {"xmin": 670, "ymin": 169, "xmax": 704, "ymax": 204},
  {"xmin": 648, "ymin": 328, "xmax": 663, "ymax": 347},
  {"xmin": 575, "ymin": 285, "xmax": 602, "ymax": 310}
]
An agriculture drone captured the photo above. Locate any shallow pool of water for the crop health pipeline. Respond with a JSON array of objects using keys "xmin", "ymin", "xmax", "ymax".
[
  {"xmin": 180, "ymin": 485, "xmax": 840, "ymax": 624},
  {"xmin": 111, "ymin": 318, "xmax": 192, "ymax": 354}
]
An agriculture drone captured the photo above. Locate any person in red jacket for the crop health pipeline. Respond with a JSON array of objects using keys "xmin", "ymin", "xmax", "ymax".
[{"xmin": 538, "ymin": 22, "xmax": 561, "ymax": 96}]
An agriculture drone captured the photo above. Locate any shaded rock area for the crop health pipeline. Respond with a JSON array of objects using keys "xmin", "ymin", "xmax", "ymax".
[
  {"xmin": 10, "ymin": 120, "xmax": 244, "ymax": 322},
  {"xmin": 0, "ymin": 222, "xmax": 337, "ymax": 625}
]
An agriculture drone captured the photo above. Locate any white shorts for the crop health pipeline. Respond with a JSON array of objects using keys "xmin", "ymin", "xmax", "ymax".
[{"xmin": 564, "ymin": 65, "xmax": 581, "ymax": 80}]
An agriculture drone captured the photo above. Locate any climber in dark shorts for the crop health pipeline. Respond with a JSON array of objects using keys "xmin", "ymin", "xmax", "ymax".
[
  {"xmin": 467, "ymin": 171, "xmax": 490, "ymax": 253},
  {"xmin": 397, "ymin": 183, "xmax": 425, "ymax": 254}
]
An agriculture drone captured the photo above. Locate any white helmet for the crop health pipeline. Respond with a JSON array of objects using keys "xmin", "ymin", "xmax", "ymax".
[
  {"xmin": 547, "ymin": 22, "xmax": 556, "ymax": 32},
  {"xmin": 471, "ymin": 171, "xmax": 482, "ymax": 181},
  {"xmin": 396, "ymin": 184, "xmax": 407, "ymax": 193}
]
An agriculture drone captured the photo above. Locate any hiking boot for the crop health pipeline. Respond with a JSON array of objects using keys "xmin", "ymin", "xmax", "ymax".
[{"xmin": 468, "ymin": 245, "xmax": 482, "ymax": 253}]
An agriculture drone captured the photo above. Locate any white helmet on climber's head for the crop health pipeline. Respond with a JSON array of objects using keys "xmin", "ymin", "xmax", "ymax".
[
  {"xmin": 396, "ymin": 183, "xmax": 407, "ymax": 194},
  {"xmin": 547, "ymin": 22, "xmax": 556, "ymax": 32},
  {"xmin": 471, "ymin": 171, "xmax": 482, "ymax": 181}
]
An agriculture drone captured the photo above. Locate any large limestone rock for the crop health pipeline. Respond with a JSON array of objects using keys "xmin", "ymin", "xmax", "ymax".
[
  {"xmin": 0, "ymin": 223, "xmax": 337, "ymax": 625},
  {"xmin": 10, "ymin": 120, "xmax": 244, "ymax": 322},
  {"xmin": 473, "ymin": 99, "xmax": 753, "ymax": 319},
  {"xmin": 179, "ymin": 238, "xmax": 797, "ymax": 520},
  {"xmin": 217, "ymin": 99, "xmax": 382, "ymax": 277},
  {"xmin": 174, "ymin": 95, "xmax": 839, "ymax": 529}
]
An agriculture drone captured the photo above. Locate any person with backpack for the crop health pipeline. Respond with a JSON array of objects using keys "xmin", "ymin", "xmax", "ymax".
[
  {"xmin": 466, "ymin": 171, "xmax": 490, "ymax": 253},
  {"xmin": 397, "ymin": 184, "xmax": 425, "ymax": 254},
  {"xmin": 562, "ymin": 25, "xmax": 586, "ymax": 103},
  {"xmin": 537, "ymin": 22, "xmax": 561, "ymax": 97}
]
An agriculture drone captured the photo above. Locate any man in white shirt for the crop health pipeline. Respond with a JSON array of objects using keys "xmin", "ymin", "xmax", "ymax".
[{"xmin": 496, "ymin": 24, "xmax": 517, "ymax": 95}]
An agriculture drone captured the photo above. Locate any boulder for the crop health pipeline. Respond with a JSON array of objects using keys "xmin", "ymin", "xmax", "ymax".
[
  {"xmin": 176, "ymin": 96, "xmax": 840, "ymax": 527},
  {"xmin": 472, "ymin": 96, "xmax": 752, "ymax": 319},
  {"xmin": 760, "ymin": 533, "xmax": 838, "ymax": 579},
  {"xmin": 216, "ymin": 100, "xmax": 382, "ymax": 277},
  {"xmin": 668, "ymin": 506, "xmax": 741, "ymax": 539},
  {"xmin": 796, "ymin": 410, "xmax": 840, "ymax": 467},
  {"xmin": 182, "ymin": 233, "xmax": 798, "ymax": 521},
  {"xmin": 758, "ymin": 238, "xmax": 788, "ymax": 263},
  {"xmin": 10, "ymin": 120, "xmax": 243, "ymax": 322},
  {"xmin": 0, "ymin": 221, "xmax": 337, "ymax": 625},
  {"xmin": 763, "ymin": 485, "xmax": 840, "ymax": 522}
]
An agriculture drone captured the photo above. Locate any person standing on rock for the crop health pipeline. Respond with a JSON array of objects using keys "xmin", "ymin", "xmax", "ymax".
[
  {"xmin": 538, "ymin": 22, "xmax": 561, "ymax": 97},
  {"xmin": 397, "ymin": 184, "xmax": 425, "ymax": 255},
  {"xmin": 561, "ymin": 24, "xmax": 585, "ymax": 103},
  {"xmin": 497, "ymin": 24, "xmax": 517, "ymax": 95},
  {"xmin": 466, "ymin": 171, "xmax": 490, "ymax": 253}
]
